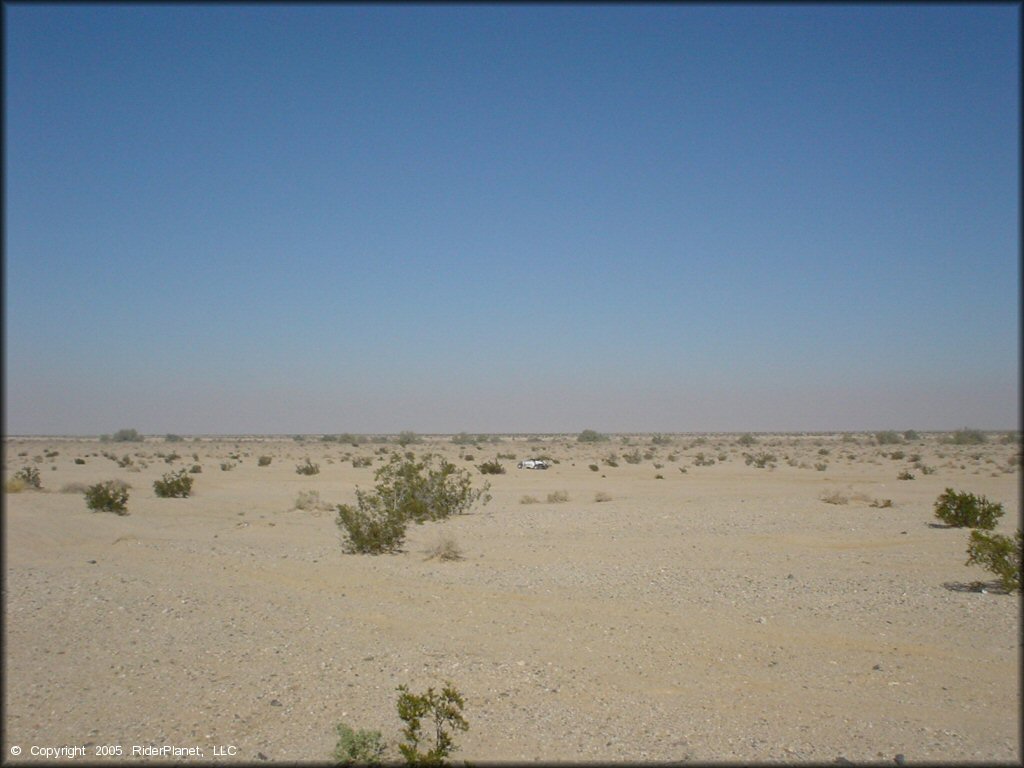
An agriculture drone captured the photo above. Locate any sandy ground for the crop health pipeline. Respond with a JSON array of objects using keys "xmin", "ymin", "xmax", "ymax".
[{"xmin": 3, "ymin": 433, "xmax": 1020, "ymax": 764}]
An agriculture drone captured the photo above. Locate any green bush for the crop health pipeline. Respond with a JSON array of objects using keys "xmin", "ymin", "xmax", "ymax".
[
  {"xmin": 737, "ymin": 433, "xmax": 757, "ymax": 446},
  {"xmin": 965, "ymin": 529, "xmax": 1022, "ymax": 593},
  {"xmin": 743, "ymin": 451, "xmax": 776, "ymax": 469},
  {"xmin": 623, "ymin": 449, "xmax": 643, "ymax": 464},
  {"xmin": 947, "ymin": 428, "xmax": 987, "ymax": 445},
  {"xmin": 296, "ymin": 459, "xmax": 320, "ymax": 475},
  {"xmin": 875, "ymin": 430, "xmax": 902, "ymax": 445},
  {"xmin": 397, "ymin": 431, "xmax": 422, "ymax": 446},
  {"xmin": 165, "ymin": 434, "xmax": 183, "ymax": 442},
  {"xmin": 903, "ymin": 430, "xmax": 920, "ymax": 441},
  {"xmin": 333, "ymin": 722, "xmax": 386, "ymax": 766},
  {"xmin": 189, "ymin": 464, "xmax": 203, "ymax": 473},
  {"xmin": 85, "ymin": 480, "xmax": 129, "ymax": 515},
  {"xmin": 336, "ymin": 453, "xmax": 489, "ymax": 554},
  {"xmin": 111, "ymin": 428, "xmax": 142, "ymax": 442},
  {"xmin": 336, "ymin": 492, "xmax": 408, "ymax": 554},
  {"xmin": 588, "ymin": 464, "xmax": 599, "ymax": 472},
  {"xmin": 257, "ymin": 455, "xmax": 272, "ymax": 467},
  {"xmin": 352, "ymin": 456, "xmax": 374, "ymax": 468},
  {"xmin": 476, "ymin": 459, "xmax": 505, "ymax": 475},
  {"xmin": 14, "ymin": 466, "xmax": 42, "ymax": 489},
  {"xmin": 74, "ymin": 458, "xmax": 86, "ymax": 465},
  {"xmin": 577, "ymin": 429, "xmax": 606, "ymax": 443},
  {"xmin": 934, "ymin": 488, "xmax": 1004, "ymax": 529},
  {"xmin": 396, "ymin": 682, "xmax": 468, "ymax": 765},
  {"xmin": 153, "ymin": 469, "xmax": 193, "ymax": 498}
]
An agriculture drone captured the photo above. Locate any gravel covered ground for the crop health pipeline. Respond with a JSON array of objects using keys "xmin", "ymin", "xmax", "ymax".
[{"xmin": 3, "ymin": 433, "xmax": 1020, "ymax": 763}]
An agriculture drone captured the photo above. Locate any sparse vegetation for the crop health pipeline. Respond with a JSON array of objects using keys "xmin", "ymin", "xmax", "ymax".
[
  {"xmin": 153, "ymin": 469, "xmax": 193, "ymax": 498},
  {"xmin": 296, "ymin": 459, "xmax": 321, "ymax": 475},
  {"xmin": 965, "ymin": 529, "xmax": 1022, "ymax": 593},
  {"xmin": 577, "ymin": 429, "xmax": 607, "ymax": 443},
  {"xmin": 333, "ymin": 722, "xmax": 386, "ymax": 766},
  {"xmin": 336, "ymin": 453, "xmax": 489, "ymax": 554},
  {"xmin": 476, "ymin": 458, "xmax": 505, "ymax": 475},
  {"xmin": 258, "ymin": 455, "xmax": 273, "ymax": 467},
  {"xmin": 519, "ymin": 495, "xmax": 540, "ymax": 504},
  {"xmin": 946, "ymin": 428, "xmax": 987, "ymax": 445},
  {"xmin": 14, "ymin": 466, "xmax": 42, "ymax": 490},
  {"xmin": 547, "ymin": 491, "xmax": 570, "ymax": 503},
  {"xmin": 594, "ymin": 491, "xmax": 612, "ymax": 502},
  {"xmin": 396, "ymin": 682, "xmax": 468, "ymax": 765},
  {"xmin": 737, "ymin": 433, "xmax": 757, "ymax": 446},
  {"xmin": 875, "ymin": 431, "xmax": 902, "ymax": 445},
  {"xmin": 934, "ymin": 488, "xmax": 1004, "ymax": 529},
  {"xmin": 897, "ymin": 470, "xmax": 915, "ymax": 480},
  {"xmin": 424, "ymin": 533, "xmax": 463, "ymax": 562},
  {"xmin": 85, "ymin": 480, "xmax": 130, "ymax": 515},
  {"xmin": 588, "ymin": 464, "xmax": 599, "ymax": 472},
  {"xmin": 109, "ymin": 428, "xmax": 143, "ymax": 442},
  {"xmin": 352, "ymin": 456, "xmax": 374, "ymax": 468}
]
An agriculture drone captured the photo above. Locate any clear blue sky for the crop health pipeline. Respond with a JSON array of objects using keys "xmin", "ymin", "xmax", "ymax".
[{"xmin": 4, "ymin": 4, "xmax": 1019, "ymax": 435}]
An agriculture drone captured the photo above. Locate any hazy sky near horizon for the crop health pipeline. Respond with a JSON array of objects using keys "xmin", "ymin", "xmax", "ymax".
[{"xmin": 5, "ymin": 4, "xmax": 1019, "ymax": 435}]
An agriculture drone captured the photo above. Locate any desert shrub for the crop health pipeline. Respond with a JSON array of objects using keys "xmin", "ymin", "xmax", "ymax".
[
  {"xmin": 336, "ymin": 454, "xmax": 489, "ymax": 554},
  {"xmin": 934, "ymin": 488, "xmax": 1003, "ymax": 529},
  {"xmin": 947, "ymin": 428, "xmax": 987, "ymax": 445},
  {"xmin": 111, "ymin": 428, "xmax": 142, "ymax": 442},
  {"xmin": 352, "ymin": 456, "xmax": 374, "ymax": 468},
  {"xmin": 743, "ymin": 452, "xmax": 776, "ymax": 469},
  {"xmin": 818, "ymin": 448, "xmax": 830, "ymax": 456},
  {"xmin": 496, "ymin": 452, "xmax": 516, "ymax": 460},
  {"xmin": 296, "ymin": 459, "xmax": 320, "ymax": 475},
  {"xmin": 623, "ymin": 449, "xmax": 642, "ymax": 464},
  {"xmin": 603, "ymin": 454, "xmax": 619, "ymax": 467},
  {"xmin": 164, "ymin": 452, "xmax": 181, "ymax": 464},
  {"xmin": 333, "ymin": 722, "xmax": 387, "ymax": 766},
  {"xmin": 737, "ymin": 433, "xmax": 757, "ymax": 446},
  {"xmin": 547, "ymin": 491, "xmax": 569, "ymax": 503},
  {"xmin": 815, "ymin": 463, "xmax": 828, "ymax": 472},
  {"xmin": 296, "ymin": 490, "xmax": 326, "ymax": 511},
  {"xmin": 903, "ymin": 430, "xmax": 920, "ymax": 441},
  {"xmin": 336, "ymin": 493, "xmax": 408, "ymax": 554},
  {"xmin": 165, "ymin": 434, "xmax": 183, "ymax": 442},
  {"xmin": 889, "ymin": 450, "xmax": 905, "ymax": 460},
  {"xmin": 693, "ymin": 452, "xmax": 715, "ymax": 467},
  {"xmin": 965, "ymin": 529, "xmax": 1022, "ymax": 593},
  {"xmin": 476, "ymin": 459, "xmax": 505, "ymax": 475},
  {"xmin": 117, "ymin": 454, "xmax": 133, "ymax": 468},
  {"xmin": 897, "ymin": 470, "xmax": 915, "ymax": 480},
  {"xmin": 425, "ymin": 533, "xmax": 463, "ymax": 562},
  {"xmin": 588, "ymin": 464, "xmax": 599, "ymax": 472},
  {"xmin": 594, "ymin": 491, "xmax": 612, "ymax": 502},
  {"xmin": 520, "ymin": 495, "xmax": 540, "ymax": 504},
  {"xmin": 577, "ymin": 429, "xmax": 606, "ymax": 443},
  {"xmin": 257, "ymin": 455, "xmax": 273, "ymax": 467},
  {"xmin": 920, "ymin": 465, "xmax": 936, "ymax": 475},
  {"xmin": 870, "ymin": 498, "xmax": 894, "ymax": 508},
  {"xmin": 74, "ymin": 458, "xmax": 86, "ymax": 465},
  {"xmin": 189, "ymin": 464, "xmax": 202, "ymax": 473},
  {"xmin": 396, "ymin": 682, "xmax": 468, "ymax": 765},
  {"xmin": 376, "ymin": 453, "xmax": 489, "ymax": 524},
  {"xmin": 220, "ymin": 462, "xmax": 235, "ymax": 471},
  {"xmin": 85, "ymin": 480, "xmax": 129, "ymax": 514},
  {"xmin": 14, "ymin": 466, "xmax": 42, "ymax": 489},
  {"xmin": 875, "ymin": 431, "xmax": 902, "ymax": 445},
  {"xmin": 651, "ymin": 434, "xmax": 673, "ymax": 445},
  {"xmin": 153, "ymin": 469, "xmax": 193, "ymax": 498},
  {"xmin": 397, "ymin": 431, "xmax": 422, "ymax": 446}
]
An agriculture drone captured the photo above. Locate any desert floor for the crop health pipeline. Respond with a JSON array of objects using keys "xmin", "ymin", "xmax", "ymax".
[{"xmin": 3, "ymin": 433, "xmax": 1020, "ymax": 764}]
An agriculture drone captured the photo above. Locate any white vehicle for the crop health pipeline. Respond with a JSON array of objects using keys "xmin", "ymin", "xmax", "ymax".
[{"xmin": 517, "ymin": 459, "xmax": 550, "ymax": 470}]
